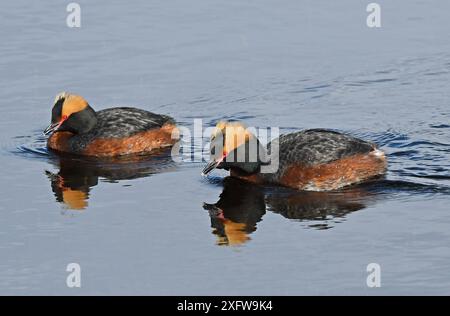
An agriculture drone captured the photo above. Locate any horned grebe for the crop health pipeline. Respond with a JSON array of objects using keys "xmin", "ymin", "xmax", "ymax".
[
  {"xmin": 44, "ymin": 92, "xmax": 177, "ymax": 157},
  {"xmin": 202, "ymin": 121, "xmax": 387, "ymax": 191}
]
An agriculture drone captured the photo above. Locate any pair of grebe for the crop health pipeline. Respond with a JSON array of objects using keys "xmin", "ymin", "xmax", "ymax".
[{"xmin": 44, "ymin": 92, "xmax": 386, "ymax": 191}]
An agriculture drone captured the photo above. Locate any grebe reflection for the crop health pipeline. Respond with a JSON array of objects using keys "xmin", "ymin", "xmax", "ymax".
[
  {"xmin": 45, "ymin": 149, "xmax": 176, "ymax": 210},
  {"xmin": 203, "ymin": 177, "xmax": 380, "ymax": 246}
]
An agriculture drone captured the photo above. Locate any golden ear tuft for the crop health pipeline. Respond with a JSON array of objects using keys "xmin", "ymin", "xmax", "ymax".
[
  {"xmin": 215, "ymin": 121, "xmax": 228, "ymax": 131},
  {"xmin": 61, "ymin": 94, "xmax": 89, "ymax": 117},
  {"xmin": 212, "ymin": 120, "xmax": 255, "ymax": 154},
  {"xmin": 215, "ymin": 121, "xmax": 248, "ymax": 132}
]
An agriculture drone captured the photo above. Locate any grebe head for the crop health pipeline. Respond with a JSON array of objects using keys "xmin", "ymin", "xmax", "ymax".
[
  {"xmin": 44, "ymin": 92, "xmax": 97, "ymax": 135},
  {"xmin": 202, "ymin": 121, "xmax": 265, "ymax": 176}
]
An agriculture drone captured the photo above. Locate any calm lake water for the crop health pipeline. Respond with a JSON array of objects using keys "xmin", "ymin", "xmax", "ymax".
[{"xmin": 1, "ymin": 1, "xmax": 450, "ymax": 295}]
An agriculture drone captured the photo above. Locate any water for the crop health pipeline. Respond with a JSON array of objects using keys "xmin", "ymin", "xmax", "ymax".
[{"xmin": 1, "ymin": 0, "xmax": 449, "ymax": 295}]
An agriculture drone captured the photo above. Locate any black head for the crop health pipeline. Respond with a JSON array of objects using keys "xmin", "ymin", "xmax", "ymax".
[
  {"xmin": 202, "ymin": 121, "xmax": 267, "ymax": 176},
  {"xmin": 44, "ymin": 92, "xmax": 97, "ymax": 135}
]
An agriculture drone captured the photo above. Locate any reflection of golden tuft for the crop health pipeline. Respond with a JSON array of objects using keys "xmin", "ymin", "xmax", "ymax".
[
  {"xmin": 216, "ymin": 219, "xmax": 250, "ymax": 246},
  {"xmin": 62, "ymin": 189, "xmax": 88, "ymax": 210}
]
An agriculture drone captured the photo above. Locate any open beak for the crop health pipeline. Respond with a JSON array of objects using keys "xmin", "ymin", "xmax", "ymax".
[
  {"xmin": 43, "ymin": 122, "xmax": 60, "ymax": 135},
  {"xmin": 44, "ymin": 117, "xmax": 66, "ymax": 136},
  {"xmin": 202, "ymin": 148, "xmax": 227, "ymax": 176},
  {"xmin": 201, "ymin": 160, "xmax": 220, "ymax": 176}
]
